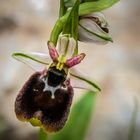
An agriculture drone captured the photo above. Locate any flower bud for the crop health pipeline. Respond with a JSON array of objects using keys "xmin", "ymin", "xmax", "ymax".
[{"xmin": 78, "ymin": 12, "xmax": 113, "ymax": 44}]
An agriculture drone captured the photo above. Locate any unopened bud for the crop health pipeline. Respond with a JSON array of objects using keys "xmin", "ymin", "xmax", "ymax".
[{"xmin": 78, "ymin": 12, "xmax": 113, "ymax": 44}]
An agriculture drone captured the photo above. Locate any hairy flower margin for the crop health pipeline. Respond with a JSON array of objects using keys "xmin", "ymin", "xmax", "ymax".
[{"xmin": 13, "ymin": 35, "xmax": 101, "ymax": 132}]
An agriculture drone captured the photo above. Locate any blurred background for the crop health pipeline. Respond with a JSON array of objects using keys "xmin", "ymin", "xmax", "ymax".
[{"xmin": 0, "ymin": 0, "xmax": 140, "ymax": 140}]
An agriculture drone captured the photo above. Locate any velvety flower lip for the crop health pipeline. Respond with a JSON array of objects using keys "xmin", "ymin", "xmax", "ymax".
[{"xmin": 15, "ymin": 69, "xmax": 74, "ymax": 132}]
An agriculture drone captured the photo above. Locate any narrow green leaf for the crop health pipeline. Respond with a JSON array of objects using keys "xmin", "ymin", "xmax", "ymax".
[
  {"xmin": 128, "ymin": 97, "xmax": 139, "ymax": 140},
  {"xmin": 59, "ymin": 0, "xmax": 67, "ymax": 18},
  {"xmin": 79, "ymin": 0, "xmax": 119, "ymax": 15},
  {"xmin": 64, "ymin": 0, "xmax": 76, "ymax": 7},
  {"xmin": 64, "ymin": 0, "xmax": 119, "ymax": 11},
  {"xmin": 63, "ymin": 0, "xmax": 80, "ymax": 39},
  {"xmin": 64, "ymin": 0, "xmax": 99, "ymax": 7},
  {"xmin": 71, "ymin": 0, "xmax": 79, "ymax": 40},
  {"xmin": 39, "ymin": 128, "xmax": 48, "ymax": 140},
  {"xmin": 50, "ymin": 16, "xmax": 67, "ymax": 46},
  {"xmin": 50, "ymin": 92, "xmax": 97, "ymax": 140}
]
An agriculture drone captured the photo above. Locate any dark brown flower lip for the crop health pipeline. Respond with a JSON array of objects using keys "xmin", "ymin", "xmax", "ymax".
[{"xmin": 15, "ymin": 69, "xmax": 74, "ymax": 132}]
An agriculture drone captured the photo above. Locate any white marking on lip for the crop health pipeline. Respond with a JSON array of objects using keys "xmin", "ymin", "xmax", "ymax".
[{"xmin": 42, "ymin": 78, "xmax": 61, "ymax": 99}]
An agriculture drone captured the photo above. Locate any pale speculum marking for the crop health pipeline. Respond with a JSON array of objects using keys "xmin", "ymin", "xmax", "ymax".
[{"xmin": 42, "ymin": 77, "xmax": 61, "ymax": 99}]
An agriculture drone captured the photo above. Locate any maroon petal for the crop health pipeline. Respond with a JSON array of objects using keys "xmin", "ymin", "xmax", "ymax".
[{"xmin": 15, "ymin": 70, "xmax": 74, "ymax": 132}]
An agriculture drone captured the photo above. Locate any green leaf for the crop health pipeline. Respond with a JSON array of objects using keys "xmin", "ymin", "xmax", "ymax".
[
  {"xmin": 64, "ymin": 0, "xmax": 99, "ymax": 7},
  {"xmin": 59, "ymin": 0, "xmax": 67, "ymax": 18},
  {"xmin": 39, "ymin": 128, "xmax": 48, "ymax": 140},
  {"xmin": 64, "ymin": 0, "xmax": 75, "ymax": 7},
  {"xmin": 63, "ymin": 0, "xmax": 80, "ymax": 40},
  {"xmin": 128, "ymin": 97, "xmax": 138, "ymax": 140},
  {"xmin": 79, "ymin": 0, "xmax": 120, "ymax": 15},
  {"xmin": 64, "ymin": 0, "xmax": 119, "ymax": 11},
  {"xmin": 50, "ymin": 91, "xmax": 97, "ymax": 140}
]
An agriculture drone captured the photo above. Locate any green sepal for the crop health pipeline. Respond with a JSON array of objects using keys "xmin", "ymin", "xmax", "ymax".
[
  {"xmin": 12, "ymin": 52, "xmax": 49, "ymax": 65},
  {"xmin": 70, "ymin": 71, "xmax": 101, "ymax": 93},
  {"xmin": 12, "ymin": 52, "xmax": 51, "ymax": 71}
]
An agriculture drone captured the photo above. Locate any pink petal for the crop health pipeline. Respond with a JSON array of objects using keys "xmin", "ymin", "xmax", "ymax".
[
  {"xmin": 65, "ymin": 53, "xmax": 85, "ymax": 68},
  {"xmin": 48, "ymin": 41, "xmax": 59, "ymax": 62}
]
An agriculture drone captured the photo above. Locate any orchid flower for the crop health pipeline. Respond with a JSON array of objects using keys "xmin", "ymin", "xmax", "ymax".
[
  {"xmin": 12, "ymin": 0, "xmax": 119, "ymax": 134},
  {"xmin": 12, "ymin": 35, "xmax": 101, "ymax": 132}
]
